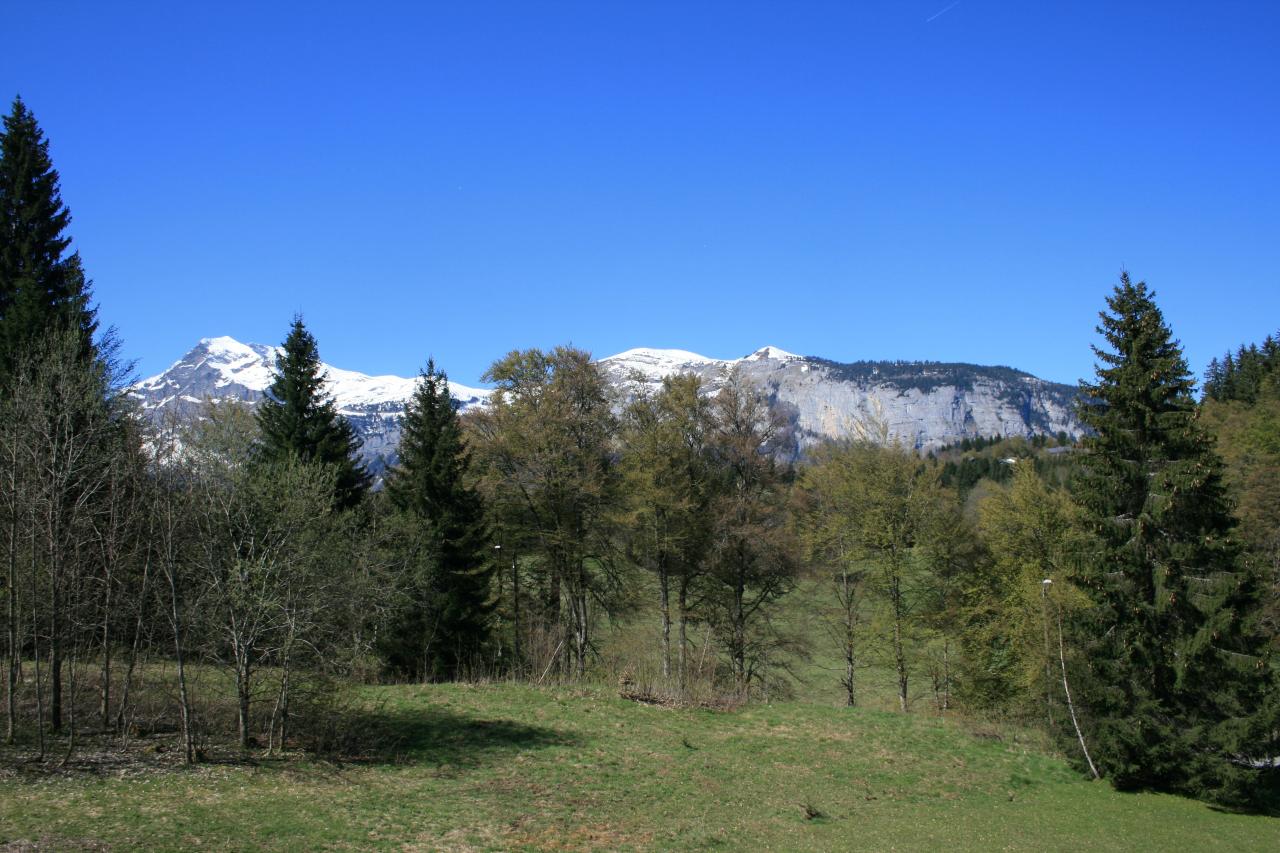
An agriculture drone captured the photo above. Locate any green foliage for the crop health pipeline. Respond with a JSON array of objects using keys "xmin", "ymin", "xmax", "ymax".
[
  {"xmin": 255, "ymin": 317, "xmax": 369, "ymax": 509},
  {"xmin": 471, "ymin": 346, "xmax": 622, "ymax": 678},
  {"xmin": 703, "ymin": 371, "xmax": 802, "ymax": 696},
  {"xmin": 936, "ymin": 434, "xmax": 1080, "ymax": 498},
  {"xmin": 0, "ymin": 97, "xmax": 97, "ymax": 386},
  {"xmin": 812, "ymin": 357, "xmax": 1068, "ymax": 395},
  {"xmin": 382, "ymin": 359, "xmax": 494, "ymax": 679},
  {"xmin": 1201, "ymin": 335, "xmax": 1280, "ymax": 641},
  {"xmin": 1203, "ymin": 332, "xmax": 1279, "ymax": 403},
  {"xmin": 619, "ymin": 374, "xmax": 718, "ymax": 581},
  {"xmin": 1072, "ymin": 273, "xmax": 1274, "ymax": 802},
  {"xmin": 187, "ymin": 402, "xmax": 379, "ymax": 747},
  {"xmin": 798, "ymin": 438, "xmax": 963, "ymax": 712},
  {"xmin": 618, "ymin": 373, "xmax": 719, "ymax": 684},
  {"xmin": 967, "ymin": 466, "xmax": 1091, "ymax": 718}
]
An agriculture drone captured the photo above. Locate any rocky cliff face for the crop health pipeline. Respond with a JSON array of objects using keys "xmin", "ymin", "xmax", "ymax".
[
  {"xmin": 597, "ymin": 346, "xmax": 1082, "ymax": 451},
  {"xmin": 132, "ymin": 338, "xmax": 1082, "ymax": 470}
]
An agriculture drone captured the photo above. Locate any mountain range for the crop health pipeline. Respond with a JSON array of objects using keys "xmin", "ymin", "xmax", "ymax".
[{"xmin": 131, "ymin": 337, "xmax": 1084, "ymax": 472}]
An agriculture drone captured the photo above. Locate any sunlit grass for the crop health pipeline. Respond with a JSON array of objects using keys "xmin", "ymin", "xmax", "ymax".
[{"xmin": 2, "ymin": 680, "xmax": 1276, "ymax": 851}]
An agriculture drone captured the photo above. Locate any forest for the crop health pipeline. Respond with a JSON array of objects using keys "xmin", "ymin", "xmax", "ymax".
[{"xmin": 2, "ymin": 93, "xmax": 1278, "ymax": 820}]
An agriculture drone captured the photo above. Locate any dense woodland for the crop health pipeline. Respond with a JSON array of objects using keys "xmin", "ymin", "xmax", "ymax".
[{"xmin": 2, "ymin": 97, "xmax": 1277, "ymax": 808}]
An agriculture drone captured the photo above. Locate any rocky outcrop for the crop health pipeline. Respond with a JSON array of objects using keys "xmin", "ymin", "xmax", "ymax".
[{"xmin": 598, "ymin": 347, "xmax": 1081, "ymax": 451}]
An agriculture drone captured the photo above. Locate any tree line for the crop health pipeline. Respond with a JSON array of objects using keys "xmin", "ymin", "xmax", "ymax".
[{"xmin": 2, "ymin": 97, "xmax": 1277, "ymax": 806}]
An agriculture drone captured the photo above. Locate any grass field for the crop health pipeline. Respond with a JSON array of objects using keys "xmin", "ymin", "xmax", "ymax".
[{"xmin": 2, "ymin": 679, "xmax": 1278, "ymax": 851}]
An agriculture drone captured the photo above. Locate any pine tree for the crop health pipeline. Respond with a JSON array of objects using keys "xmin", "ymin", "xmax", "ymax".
[
  {"xmin": 383, "ymin": 359, "xmax": 493, "ymax": 678},
  {"xmin": 1072, "ymin": 273, "xmax": 1273, "ymax": 802},
  {"xmin": 0, "ymin": 96, "xmax": 97, "ymax": 384},
  {"xmin": 256, "ymin": 317, "xmax": 369, "ymax": 509}
]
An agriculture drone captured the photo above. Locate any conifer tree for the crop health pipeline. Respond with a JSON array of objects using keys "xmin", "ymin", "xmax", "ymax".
[
  {"xmin": 1072, "ymin": 273, "xmax": 1273, "ymax": 802},
  {"xmin": 256, "ymin": 317, "xmax": 369, "ymax": 509},
  {"xmin": 383, "ymin": 359, "xmax": 493, "ymax": 678},
  {"xmin": 0, "ymin": 96, "xmax": 97, "ymax": 385}
]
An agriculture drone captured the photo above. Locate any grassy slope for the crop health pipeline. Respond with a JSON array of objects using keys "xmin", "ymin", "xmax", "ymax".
[{"xmin": 3, "ymin": 681, "xmax": 1278, "ymax": 851}]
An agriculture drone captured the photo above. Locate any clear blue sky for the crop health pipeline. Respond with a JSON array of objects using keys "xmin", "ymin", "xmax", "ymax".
[{"xmin": 3, "ymin": 1, "xmax": 1277, "ymax": 386}]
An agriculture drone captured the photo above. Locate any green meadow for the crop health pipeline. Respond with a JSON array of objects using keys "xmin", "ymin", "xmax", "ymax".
[{"xmin": 3, "ymin": 678, "xmax": 1278, "ymax": 851}]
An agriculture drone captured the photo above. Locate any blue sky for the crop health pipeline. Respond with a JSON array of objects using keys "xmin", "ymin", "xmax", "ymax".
[{"xmin": 3, "ymin": 1, "xmax": 1277, "ymax": 386}]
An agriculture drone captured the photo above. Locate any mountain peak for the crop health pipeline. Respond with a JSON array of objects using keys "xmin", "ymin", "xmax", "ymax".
[
  {"xmin": 195, "ymin": 335, "xmax": 265, "ymax": 359},
  {"xmin": 743, "ymin": 345, "xmax": 802, "ymax": 362}
]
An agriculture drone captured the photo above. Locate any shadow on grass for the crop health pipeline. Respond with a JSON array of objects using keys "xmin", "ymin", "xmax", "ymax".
[
  {"xmin": 334, "ymin": 705, "xmax": 582, "ymax": 769},
  {"xmin": 1, "ymin": 703, "xmax": 581, "ymax": 779}
]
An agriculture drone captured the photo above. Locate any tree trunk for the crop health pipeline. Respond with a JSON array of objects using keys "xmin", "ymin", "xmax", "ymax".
[
  {"xmin": 116, "ymin": 551, "xmax": 152, "ymax": 735},
  {"xmin": 235, "ymin": 642, "xmax": 253, "ymax": 750},
  {"xmin": 6, "ymin": 507, "xmax": 17, "ymax": 744},
  {"xmin": 279, "ymin": 662, "xmax": 290, "ymax": 749},
  {"xmin": 890, "ymin": 570, "xmax": 908, "ymax": 713},
  {"xmin": 733, "ymin": 564, "xmax": 747, "ymax": 696},
  {"xmin": 572, "ymin": 574, "xmax": 588, "ymax": 680},
  {"xmin": 511, "ymin": 553, "xmax": 521, "ymax": 673},
  {"xmin": 658, "ymin": 560, "xmax": 671, "ymax": 681},
  {"xmin": 941, "ymin": 638, "xmax": 951, "ymax": 713},
  {"xmin": 1040, "ymin": 584, "xmax": 1056, "ymax": 729},
  {"xmin": 1056, "ymin": 603, "xmax": 1099, "ymax": 779},
  {"xmin": 99, "ymin": 579, "xmax": 112, "ymax": 728},
  {"xmin": 170, "ymin": 564, "xmax": 195, "ymax": 764},
  {"xmin": 677, "ymin": 580, "xmax": 689, "ymax": 692},
  {"xmin": 30, "ymin": 545, "xmax": 45, "ymax": 760},
  {"xmin": 840, "ymin": 571, "xmax": 857, "ymax": 708},
  {"xmin": 49, "ymin": 544, "xmax": 63, "ymax": 734},
  {"xmin": 60, "ymin": 647, "xmax": 79, "ymax": 766},
  {"xmin": 174, "ymin": 596, "xmax": 195, "ymax": 758},
  {"xmin": 50, "ymin": 618, "xmax": 62, "ymax": 733},
  {"xmin": 545, "ymin": 562, "xmax": 561, "ymax": 627},
  {"xmin": 269, "ymin": 647, "xmax": 292, "ymax": 754}
]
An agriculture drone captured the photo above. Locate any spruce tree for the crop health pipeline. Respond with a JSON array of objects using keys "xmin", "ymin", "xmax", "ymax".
[
  {"xmin": 1072, "ymin": 273, "xmax": 1272, "ymax": 802},
  {"xmin": 256, "ymin": 317, "xmax": 369, "ymax": 509},
  {"xmin": 383, "ymin": 359, "xmax": 493, "ymax": 678},
  {"xmin": 0, "ymin": 96, "xmax": 97, "ymax": 385}
]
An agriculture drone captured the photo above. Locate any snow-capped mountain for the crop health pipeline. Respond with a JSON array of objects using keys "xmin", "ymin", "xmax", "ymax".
[
  {"xmin": 132, "ymin": 337, "xmax": 1082, "ymax": 471},
  {"xmin": 132, "ymin": 337, "xmax": 489, "ymax": 472},
  {"xmin": 597, "ymin": 346, "xmax": 1082, "ymax": 451}
]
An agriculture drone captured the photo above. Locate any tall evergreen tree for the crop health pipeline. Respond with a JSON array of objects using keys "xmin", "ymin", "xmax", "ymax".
[
  {"xmin": 383, "ymin": 359, "xmax": 493, "ymax": 678},
  {"xmin": 1072, "ymin": 273, "xmax": 1273, "ymax": 802},
  {"xmin": 256, "ymin": 317, "xmax": 369, "ymax": 509},
  {"xmin": 0, "ymin": 96, "xmax": 97, "ymax": 384}
]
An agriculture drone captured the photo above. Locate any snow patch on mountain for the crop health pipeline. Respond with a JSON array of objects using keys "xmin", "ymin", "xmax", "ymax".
[
  {"xmin": 133, "ymin": 337, "xmax": 489, "ymax": 415},
  {"xmin": 743, "ymin": 345, "xmax": 802, "ymax": 362}
]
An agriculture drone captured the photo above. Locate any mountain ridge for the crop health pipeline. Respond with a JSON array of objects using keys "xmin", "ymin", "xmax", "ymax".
[{"xmin": 131, "ymin": 337, "xmax": 1084, "ymax": 471}]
